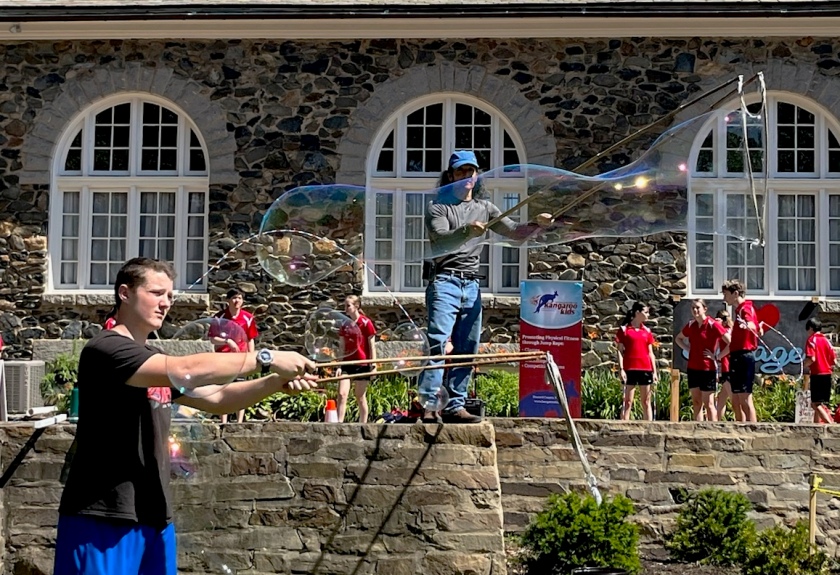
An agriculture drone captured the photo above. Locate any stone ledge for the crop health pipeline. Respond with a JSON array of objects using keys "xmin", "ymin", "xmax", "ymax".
[{"xmin": 40, "ymin": 292, "xmax": 210, "ymax": 308}]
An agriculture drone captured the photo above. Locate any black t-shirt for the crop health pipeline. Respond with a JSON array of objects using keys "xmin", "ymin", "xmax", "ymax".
[{"xmin": 59, "ymin": 330, "xmax": 180, "ymax": 528}]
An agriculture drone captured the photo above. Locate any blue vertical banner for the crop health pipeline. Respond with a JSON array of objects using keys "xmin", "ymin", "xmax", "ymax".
[{"xmin": 519, "ymin": 280, "xmax": 583, "ymax": 418}]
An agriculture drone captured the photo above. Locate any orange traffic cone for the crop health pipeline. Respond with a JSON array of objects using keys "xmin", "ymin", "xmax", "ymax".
[{"xmin": 325, "ymin": 399, "xmax": 338, "ymax": 423}]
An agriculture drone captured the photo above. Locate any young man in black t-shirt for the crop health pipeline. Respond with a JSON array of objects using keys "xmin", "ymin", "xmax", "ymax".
[{"xmin": 54, "ymin": 257, "xmax": 318, "ymax": 575}]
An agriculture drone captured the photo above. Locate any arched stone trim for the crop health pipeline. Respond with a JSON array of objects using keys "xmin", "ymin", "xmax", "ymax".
[
  {"xmin": 674, "ymin": 60, "xmax": 840, "ymax": 128},
  {"xmin": 20, "ymin": 63, "xmax": 237, "ymax": 185},
  {"xmin": 336, "ymin": 62, "xmax": 556, "ymax": 185}
]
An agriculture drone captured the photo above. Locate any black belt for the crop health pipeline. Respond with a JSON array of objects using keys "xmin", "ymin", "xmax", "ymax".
[{"xmin": 437, "ymin": 271, "xmax": 485, "ymax": 280}]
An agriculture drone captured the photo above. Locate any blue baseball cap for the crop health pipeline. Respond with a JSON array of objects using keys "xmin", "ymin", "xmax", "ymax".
[{"xmin": 448, "ymin": 150, "xmax": 479, "ymax": 170}]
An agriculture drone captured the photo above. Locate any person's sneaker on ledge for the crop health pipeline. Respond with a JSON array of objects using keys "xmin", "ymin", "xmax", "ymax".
[
  {"xmin": 422, "ymin": 409, "xmax": 443, "ymax": 424},
  {"xmin": 442, "ymin": 408, "xmax": 482, "ymax": 424}
]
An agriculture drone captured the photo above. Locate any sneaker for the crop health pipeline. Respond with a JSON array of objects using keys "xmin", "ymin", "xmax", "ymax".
[
  {"xmin": 422, "ymin": 409, "xmax": 443, "ymax": 424},
  {"xmin": 441, "ymin": 408, "xmax": 482, "ymax": 424}
]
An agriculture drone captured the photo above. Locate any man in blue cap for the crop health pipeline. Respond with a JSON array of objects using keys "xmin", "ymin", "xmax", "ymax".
[{"xmin": 420, "ymin": 150, "xmax": 552, "ymax": 423}]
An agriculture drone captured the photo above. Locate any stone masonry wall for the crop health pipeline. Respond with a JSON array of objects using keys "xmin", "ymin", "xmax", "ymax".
[
  {"xmin": 3, "ymin": 37, "xmax": 840, "ymax": 364},
  {"xmin": 7, "ymin": 419, "xmax": 840, "ymax": 573},
  {"xmin": 0, "ymin": 421, "xmax": 506, "ymax": 575},
  {"xmin": 494, "ymin": 418, "xmax": 840, "ymax": 558}
]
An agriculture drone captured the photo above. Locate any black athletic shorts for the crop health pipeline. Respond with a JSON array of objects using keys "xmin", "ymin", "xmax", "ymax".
[
  {"xmin": 810, "ymin": 374, "xmax": 833, "ymax": 405},
  {"xmin": 688, "ymin": 369, "xmax": 717, "ymax": 392},
  {"xmin": 342, "ymin": 364, "xmax": 372, "ymax": 377},
  {"xmin": 729, "ymin": 350, "xmax": 756, "ymax": 394},
  {"xmin": 719, "ymin": 371, "xmax": 730, "ymax": 384},
  {"xmin": 625, "ymin": 370, "xmax": 653, "ymax": 386}
]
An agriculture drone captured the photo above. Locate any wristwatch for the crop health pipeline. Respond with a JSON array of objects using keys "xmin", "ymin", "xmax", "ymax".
[{"xmin": 257, "ymin": 349, "xmax": 273, "ymax": 375}]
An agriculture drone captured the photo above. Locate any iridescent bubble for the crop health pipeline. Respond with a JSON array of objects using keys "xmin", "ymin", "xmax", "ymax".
[
  {"xmin": 304, "ymin": 307, "xmax": 362, "ymax": 362},
  {"xmin": 254, "ymin": 110, "xmax": 765, "ymax": 288},
  {"xmin": 378, "ymin": 322, "xmax": 431, "ymax": 377},
  {"xmin": 168, "ymin": 429, "xmax": 198, "ymax": 481},
  {"xmin": 166, "ymin": 317, "xmax": 249, "ymax": 399},
  {"xmin": 257, "ymin": 185, "xmax": 364, "ymax": 286}
]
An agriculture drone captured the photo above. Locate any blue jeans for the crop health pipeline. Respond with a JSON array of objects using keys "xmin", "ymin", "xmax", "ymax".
[{"xmin": 418, "ymin": 275, "xmax": 482, "ymax": 412}]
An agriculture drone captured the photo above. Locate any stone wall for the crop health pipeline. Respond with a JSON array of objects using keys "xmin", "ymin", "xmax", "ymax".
[
  {"xmin": 0, "ymin": 421, "xmax": 506, "ymax": 575},
  {"xmin": 3, "ymin": 37, "xmax": 840, "ymax": 364},
  {"xmin": 6, "ymin": 419, "xmax": 840, "ymax": 573},
  {"xmin": 494, "ymin": 418, "xmax": 840, "ymax": 557}
]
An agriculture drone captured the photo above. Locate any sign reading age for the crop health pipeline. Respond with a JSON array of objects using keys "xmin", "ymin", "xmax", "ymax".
[
  {"xmin": 671, "ymin": 299, "xmax": 811, "ymax": 376},
  {"xmin": 519, "ymin": 280, "xmax": 582, "ymax": 418}
]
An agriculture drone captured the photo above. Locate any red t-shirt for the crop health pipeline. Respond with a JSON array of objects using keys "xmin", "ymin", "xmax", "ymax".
[
  {"xmin": 719, "ymin": 327, "xmax": 731, "ymax": 373},
  {"xmin": 213, "ymin": 308, "xmax": 258, "ymax": 352},
  {"xmin": 344, "ymin": 315, "xmax": 376, "ymax": 362},
  {"xmin": 104, "ymin": 317, "xmax": 117, "ymax": 330},
  {"xmin": 807, "ymin": 332, "xmax": 836, "ymax": 375},
  {"xmin": 730, "ymin": 301, "xmax": 758, "ymax": 352},
  {"xmin": 681, "ymin": 316, "xmax": 727, "ymax": 371},
  {"xmin": 615, "ymin": 324, "xmax": 655, "ymax": 371}
]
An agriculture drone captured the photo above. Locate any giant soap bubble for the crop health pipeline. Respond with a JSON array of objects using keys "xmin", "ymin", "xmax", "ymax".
[
  {"xmin": 257, "ymin": 110, "xmax": 765, "ymax": 287},
  {"xmin": 304, "ymin": 307, "xmax": 363, "ymax": 362}
]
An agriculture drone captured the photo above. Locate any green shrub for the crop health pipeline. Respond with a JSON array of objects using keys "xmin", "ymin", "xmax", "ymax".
[
  {"xmin": 743, "ymin": 522, "xmax": 830, "ymax": 575},
  {"xmin": 41, "ymin": 352, "xmax": 80, "ymax": 413},
  {"xmin": 519, "ymin": 492, "xmax": 641, "ymax": 575},
  {"xmin": 474, "ymin": 369, "xmax": 519, "ymax": 417},
  {"xmin": 666, "ymin": 488, "xmax": 755, "ymax": 566},
  {"xmin": 580, "ymin": 368, "xmax": 693, "ymax": 421},
  {"xmin": 752, "ymin": 377, "xmax": 797, "ymax": 422}
]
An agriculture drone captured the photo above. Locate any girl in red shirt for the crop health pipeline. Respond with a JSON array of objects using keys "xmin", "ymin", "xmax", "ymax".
[
  {"xmin": 676, "ymin": 299, "xmax": 730, "ymax": 422},
  {"xmin": 805, "ymin": 318, "xmax": 837, "ymax": 424},
  {"xmin": 615, "ymin": 302, "xmax": 658, "ymax": 420},
  {"xmin": 337, "ymin": 296, "xmax": 377, "ymax": 423}
]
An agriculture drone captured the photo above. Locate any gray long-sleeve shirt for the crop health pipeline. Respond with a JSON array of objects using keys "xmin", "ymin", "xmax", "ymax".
[{"xmin": 425, "ymin": 198, "xmax": 530, "ymax": 275}]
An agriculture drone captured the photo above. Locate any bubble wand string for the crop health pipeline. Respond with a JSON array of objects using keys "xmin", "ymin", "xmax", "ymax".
[{"xmin": 316, "ymin": 350, "xmax": 545, "ymax": 369}]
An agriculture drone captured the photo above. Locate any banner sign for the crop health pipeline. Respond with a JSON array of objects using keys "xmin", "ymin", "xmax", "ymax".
[
  {"xmin": 519, "ymin": 280, "xmax": 582, "ymax": 418},
  {"xmin": 671, "ymin": 299, "xmax": 814, "ymax": 376}
]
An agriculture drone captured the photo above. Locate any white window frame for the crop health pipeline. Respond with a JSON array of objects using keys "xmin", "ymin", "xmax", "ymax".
[
  {"xmin": 688, "ymin": 93, "xmax": 840, "ymax": 299},
  {"xmin": 48, "ymin": 94, "xmax": 210, "ymax": 293},
  {"xmin": 365, "ymin": 93, "xmax": 528, "ymax": 295}
]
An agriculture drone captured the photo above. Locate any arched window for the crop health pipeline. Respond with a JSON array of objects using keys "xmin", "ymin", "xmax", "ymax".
[
  {"xmin": 49, "ymin": 95, "xmax": 209, "ymax": 291},
  {"xmin": 689, "ymin": 94, "xmax": 840, "ymax": 297},
  {"xmin": 366, "ymin": 95, "xmax": 526, "ymax": 294}
]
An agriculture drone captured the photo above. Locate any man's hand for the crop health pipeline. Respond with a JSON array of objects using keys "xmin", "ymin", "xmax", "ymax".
[
  {"xmin": 465, "ymin": 221, "xmax": 487, "ymax": 238},
  {"xmin": 534, "ymin": 213, "xmax": 554, "ymax": 228},
  {"xmin": 282, "ymin": 374, "xmax": 320, "ymax": 395},
  {"xmin": 270, "ymin": 351, "xmax": 317, "ymax": 381}
]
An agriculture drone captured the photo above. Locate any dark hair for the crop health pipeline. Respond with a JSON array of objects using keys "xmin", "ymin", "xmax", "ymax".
[
  {"xmin": 622, "ymin": 301, "xmax": 648, "ymax": 326},
  {"xmin": 114, "ymin": 257, "xmax": 176, "ymax": 309},
  {"xmin": 721, "ymin": 279, "xmax": 745, "ymax": 295},
  {"xmin": 105, "ymin": 305, "xmax": 118, "ymax": 320},
  {"xmin": 437, "ymin": 168, "xmax": 487, "ymax": 199},
  {"xmin": 226, "ymin": 288, "xmax": 242, "ymax": 300},
  {"xmin": 806, "ymin": 318, "xmax": 823, "ymax": 332},
  {"xmin": 715, "ymin": 309, "xmax": 733, "ymax": 328}
]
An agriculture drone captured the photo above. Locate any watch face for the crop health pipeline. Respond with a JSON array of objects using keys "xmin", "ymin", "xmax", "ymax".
[{"xmin": 258, "ymin": 350, "xmax": 272, "ymax": 364}]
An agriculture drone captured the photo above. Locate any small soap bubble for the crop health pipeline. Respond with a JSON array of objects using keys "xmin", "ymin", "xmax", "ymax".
[
  {"xmin": 378, "ymin": 322, "xmax": 431, "ymax": 378},
  {"xmin": 304, "ymin": 307, "xmax": 363, "ymax": 362},
  {"xmin": 166, "ymin": 317, "xmax": 249, "ymax": 399}
]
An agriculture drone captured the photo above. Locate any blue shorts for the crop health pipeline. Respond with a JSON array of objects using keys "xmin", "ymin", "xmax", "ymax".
[{"xmin": 53, "ymin": 514, "xmax": 176, "ymax": 575}]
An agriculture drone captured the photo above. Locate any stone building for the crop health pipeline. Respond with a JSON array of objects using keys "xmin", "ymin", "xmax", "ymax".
[{"xmin": 1, "ymin": 0, "xmax": 839, "ymax": 369}]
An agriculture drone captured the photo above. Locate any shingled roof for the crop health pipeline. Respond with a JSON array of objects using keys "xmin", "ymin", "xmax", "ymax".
[{"xmin": 2, "ymin": 0, "xmax": 840, "ymax": 18}]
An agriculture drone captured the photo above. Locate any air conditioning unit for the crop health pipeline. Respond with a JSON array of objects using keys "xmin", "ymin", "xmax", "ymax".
[{"xmin": 4, "ymin": 360, "xmax": 46, "ymax": 413}]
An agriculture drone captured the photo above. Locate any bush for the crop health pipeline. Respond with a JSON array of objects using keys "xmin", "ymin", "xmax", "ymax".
[
  {"xmin": 474, "ymin": 369, "xmax": 519, "ymax": 417},
  {"xmin": 581, "ymin": 368, "xmax": 694, "ymax": 421},
  {"xmin": 742, "ymin": 522, "xmax": 830, "ymax": 575},
  {"xmin": 40, "ymin": 352, "xmax": 80, "ymax": 413},
  {"xmin": 752, "ymin": 376, "xmax": 797, "ymax": 422},
  {"xmin": 519, "ymin": 492, "xmax": 641, "ymax": 575},
  {"xmin": 666, "ymin": 488, "xmax": 755, "ymax": 566}
]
